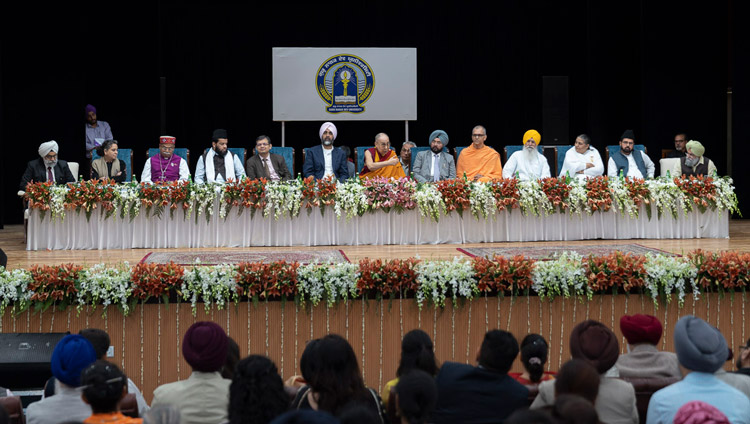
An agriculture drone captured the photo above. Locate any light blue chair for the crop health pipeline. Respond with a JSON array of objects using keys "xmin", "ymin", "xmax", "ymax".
[
  {"xmin": 556, "ymin": 145, "xmax": 573, "ymax": 176},
  {"xmin": 91, "ymin": 148, "xmax": 134, "ymax": 182},
  {"xmin": 355, "ymin": 146, "xmax": 395, "ymax": 173}
]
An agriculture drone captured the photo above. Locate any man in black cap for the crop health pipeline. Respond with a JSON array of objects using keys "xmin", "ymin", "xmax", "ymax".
[
  {"xmin": 194, "ymin": 129, "xmax": 246, "ymax": 184},
  {"xmin": 606, "ymin": 130, "xmax": 655, "ymax": 179},
  {"xmin": 646, "ymin": 315, "xmax": 750, "ymax": 424}
]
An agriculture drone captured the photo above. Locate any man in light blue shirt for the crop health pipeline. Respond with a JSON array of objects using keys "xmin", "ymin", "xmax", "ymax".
[
  {"xmin": 646, "ymin": 315, "xmax": 750, "ymax": 424},
  {"xmin": 85, "ymin": 104, "xmax": 113, "ymax": 159}
]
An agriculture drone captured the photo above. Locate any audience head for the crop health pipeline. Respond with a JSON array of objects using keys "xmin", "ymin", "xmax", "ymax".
[
  {"xmin": 80, "ymin": 360, "xmax": 127, "ymax": 414},
  {"xmin": 319, "ymin": 122, "xmax": 337, "ymax": 146},
  {"xmin": 94, "ymin": 140, "xmax": 119, "ymax": 162},
  {"xmin": 79, "ymin": 328, "xmax": 111, "ymax": 360},
  {"xmin": 519, "ymin": 334, "xmax": 549, "ymax": 383},
  {"xmin": 142, "ymin": 405, "xmax": 182, "ymax": 424},
  {"xmin": 270, "ymin": 410, "xmax": 339, "ymax": 424},
  {"xmin": 674, "ymin": 315, "xmax": 727, "ymax": 373},
  {"xmin": 620, "ymin": 314, "xmax": 663, "ymax": 346},
  {"xmin": 211, "ymin": 129, "xmax": 229, "ymax": 156},
  {"xmin": 222, "ymin": 336, "xmax": 241, "ymax": 379},
  {"xmin": 505, "ymin": 409, "xmax": 555, "ymax": 424},
  {"xmin": 396, "ymin": 370, "xmax": 438, "ymax": 424},
  {"xmin": 38, "ymin": 140, "xmax": 59, "ymax": 167},
  {"xmin": 397, "ymin": 329, "xmax": 438, "ymax": 377},
  {"xmin": 51, "ymin": 334, "xmax": 97, "ymax": 388},
  {"xmin": 337, "ymin": 401, "xmax": 380, "ymax": 424},
  {"xmin": 229, "ymin": 355, "xmax": 289, "ymax": 424},
  {"xmin": 574, "ymin": 134, "xmax": 591, "ymax": 154},
  {"xmin": 673, "ymin": 400, "xmax": 730, "ymax": 424},
  {"xmin": 569, "ymin": 320, "xmax": 619, "ymax": 374},
  {"xmin": 304, "ymin": 334, "xmax": 366, "ymax": 415},
  {"xmin": 674, "ymin": 133, "xmax": 688, "ymax": 153},
  {"xmin": 182, "ymin": 321, "xmax": 228, "ymax": 373},
  {"xmin": 552, "ymin": 394, "xmax": 600, "ymax": 424},
  {"xmin": 737, "ymin": 338, "xmax": 750, "ymax": 370},
  {"xmin": 477, "ymin": 329, "xmax": 519, "ymax": 374},
  {"xmin": 554, "ymin": 359, "xmax": 600, "ymax": 403}
]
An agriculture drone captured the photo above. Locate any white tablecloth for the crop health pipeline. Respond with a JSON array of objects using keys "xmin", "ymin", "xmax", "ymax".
[{"xmin": 27, "ymin": 205, "xmax": 729, "ymax": 250}]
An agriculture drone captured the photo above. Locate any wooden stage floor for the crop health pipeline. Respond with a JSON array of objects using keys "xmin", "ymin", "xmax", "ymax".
[{"xmin": 1, "ymin": 220, "xmax": 749, "ymax": 269}]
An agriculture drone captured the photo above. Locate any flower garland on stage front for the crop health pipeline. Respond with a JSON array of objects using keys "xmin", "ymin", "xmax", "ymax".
[
  {"xmin": 22, "ymin": 174, "xmax": 741, "ymax": 224},
  {"xmin": 2, "ymin": 250, "xmax": 749, "ymax": 316}
]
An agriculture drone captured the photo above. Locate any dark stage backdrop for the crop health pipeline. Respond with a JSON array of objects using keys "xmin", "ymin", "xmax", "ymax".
[{"xmin": 1, "ymin": 1, "xmax": 743, "ymax": 225}]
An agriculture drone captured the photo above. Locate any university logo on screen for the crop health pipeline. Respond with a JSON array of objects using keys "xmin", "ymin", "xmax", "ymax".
[{"xmin": 316, "ymin": 54, "xmax": 375, "ymax": 114}]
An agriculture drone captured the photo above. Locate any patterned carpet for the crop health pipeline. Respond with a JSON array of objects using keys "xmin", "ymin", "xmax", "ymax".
[
  {"xmin": 140, "ymin": 250, "xmax": 350, "ymax": 265},
  {"xmin": 457, "ymin": 244, "xmax": 676, "ymax": 260}
]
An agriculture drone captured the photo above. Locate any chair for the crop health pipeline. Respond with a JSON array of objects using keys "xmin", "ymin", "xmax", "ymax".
[
  {"xmin": 269, "ymin": 147, "xmax": 295, "ymax": 176},
  {"xmin": 202, "ymin": 147, "xmax": 248, "ymax": 168},
  {"xmin": 409, "ymin": 146, "xmax": 447, "ymax": 173},
  {"xmin": 503, "ymin": 145, "xmax": 544, "ymax": 163},
  {"xmin": 0, "ymin": 396, "xmax": 25, "ymax": 424},
  {"xmin": 355, "ymin": 146, "xmax": 395, "ymax": 173},
  {"xmin": 454, "ymin": 146, "xmax": 467, "ymax": 162},
  {"xmin": 620, "ymin": 377, "xmax": 679, "ymax": 424},
  {"xmin": 556, "ymin": 145, "xmax": 573, "ymax": 176},
  {"xmin": 147, "ymin": 148, "xmax": 190, "ymax": 164},
  {"xmin": 91, "ymin": 148, "xmax": 134, "ymax": 181},
  {"xmin": 659, "ymin": 158, "xmax": 680, "ymax": 177},
  {"xmin": 661, "ymin": 149, "xmax": 675, "ymax": 158},
  {"xmin": 119, "ymin": 393, "xmax": 138, "ymax": 418},
  {"xmin": 67, "ymin": 162, "xmax": 79, "ymax": 182},
  {"xmin": 604, "ymin": 145, "xmax": 647, "ymax": 165}
]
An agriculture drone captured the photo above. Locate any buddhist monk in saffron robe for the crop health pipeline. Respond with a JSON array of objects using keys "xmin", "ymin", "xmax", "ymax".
[
  {"xmin": 456, "ymin": 125, "xmax": 503, "ymax": 182},
  {"xmin": 359, "ymin": 132, "xmax": 407, "ymax": 180}
]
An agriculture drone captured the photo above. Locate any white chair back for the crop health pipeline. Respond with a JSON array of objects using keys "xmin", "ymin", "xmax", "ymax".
[
  {"xmin": 68, "ymin": 162, "xmax": 79, "ymax": 182},
  {"xmin": 659, "ymin": 158, "xmax": 680, "ymax": 177}
]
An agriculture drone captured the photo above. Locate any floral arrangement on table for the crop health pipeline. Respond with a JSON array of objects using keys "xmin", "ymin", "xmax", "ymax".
[
  {"xmin": 24, "ymin": 175, "xmax": 741, "ymax": 224},
  {"xmin": 2, "ymin": 250, "xmax": 749, "ymax": 315}
]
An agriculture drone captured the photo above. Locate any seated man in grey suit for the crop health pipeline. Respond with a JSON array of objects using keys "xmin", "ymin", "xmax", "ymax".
[
  {"xmin": 412, "ymin": 130, "xmax": 456, "ymax": 183},
  {"xmin": 245, "ymin": 135, "xmax": 292, "ymax": 181}
]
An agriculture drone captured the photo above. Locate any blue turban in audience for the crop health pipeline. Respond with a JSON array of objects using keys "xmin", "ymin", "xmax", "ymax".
[
  {"xmin": 674, "ymin": 315, "xmax": 727, "ymax": 373},
  {"xmin": 182, "ymin": 321, "xmax": 228, "ymax": 372},
  {"xmin": 429, "ymin": 130, "xmax": 449, "ymax": 146},
  {"xmin": 50, "ymin": 334, "xmax": 97, "ymax": 387}
]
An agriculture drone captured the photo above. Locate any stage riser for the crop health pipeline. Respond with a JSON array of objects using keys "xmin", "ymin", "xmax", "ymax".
[{"xmin": 2, "ymin": 294, "xmax": 746, "ymax": 404}]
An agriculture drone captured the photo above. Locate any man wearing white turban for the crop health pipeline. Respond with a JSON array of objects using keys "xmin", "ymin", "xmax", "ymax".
[
  {"xmin": 302, "ymin": 122, "xmax": 349, "ymax": 182},
  {"xmin": 19, "ymin": 140, "xmax": 75, "ymax": 190}
]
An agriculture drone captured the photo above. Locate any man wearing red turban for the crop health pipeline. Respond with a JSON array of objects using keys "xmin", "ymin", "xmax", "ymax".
[{"xmin": 616, "ymin": 314, "xmax": 681, "ymax": 378}]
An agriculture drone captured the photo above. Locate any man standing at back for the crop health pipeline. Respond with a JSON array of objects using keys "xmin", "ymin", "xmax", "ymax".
[
  {"xmin": 432, "ymin": 330, "xmax": 528, "ymax": 423},
  {"xmin": 302, "ymin": 122, "xmax": 349, "ymax": 182},
  {"xmin": 85, "ymin": 104, "xmax": 113, "ymax": 178}
]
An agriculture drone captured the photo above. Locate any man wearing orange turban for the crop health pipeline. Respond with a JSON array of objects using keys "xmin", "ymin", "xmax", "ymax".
[{"xmin": 502, "ymin": 130, "xmax": 551, "ymax": 180}]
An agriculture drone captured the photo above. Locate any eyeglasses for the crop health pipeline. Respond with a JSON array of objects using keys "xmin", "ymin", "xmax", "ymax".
[
  {"xmin": 472, "ymin": 134, "xmax": 486, "ymax": 138},
  {"xmin": 256, "ymin": 143, "xmax": 270, "ymax": 147},
  {"xmin": 740, "ymin": 345, "xmax": 750, "ymax": 351},
  {"xmin": 160, "ymin": 146, "xmax": 175, "ymax": 151}
]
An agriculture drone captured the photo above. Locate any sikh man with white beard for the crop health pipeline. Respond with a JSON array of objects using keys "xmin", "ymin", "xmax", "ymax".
[
  {"xmin": 670, "ymin": 140, "xmax": 717, "ymax": 177},
  {"xmin": 502, "ymin": 129, "xmax": 551, "ymax": 180}
]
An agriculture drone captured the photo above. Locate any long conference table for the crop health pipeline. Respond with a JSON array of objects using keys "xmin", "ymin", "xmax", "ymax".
[{"xmin": 27, "ymin": 202, "xmax": 729, "ymax": 250}]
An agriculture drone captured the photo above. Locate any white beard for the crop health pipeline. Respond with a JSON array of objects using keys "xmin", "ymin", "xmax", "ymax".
[{"xmin": 523, "ymin": 146, "xmax": 538, "ymax": 164}]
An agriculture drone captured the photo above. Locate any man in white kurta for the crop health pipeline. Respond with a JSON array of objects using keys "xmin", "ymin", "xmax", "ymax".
[
  {"xmin": 560, "ymin": 134, "xmax": 604, "ymax": 180},
  {"xmin": 607, "ymin": 130, "xmax": 655, "ymax": 179},
  {"xmin": 502, "ymin": 129, "xmax": 551, "ymax": 180}
]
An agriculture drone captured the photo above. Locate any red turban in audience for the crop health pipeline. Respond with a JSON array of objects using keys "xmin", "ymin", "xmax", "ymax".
[
  {"xmin": 569, "ymin": 320, "xmax": 619, "ymax": 374},
  {"xmin": 182, "ymin": 321, "xmax": 228, "ymax": 372},
  {"xmin": 673, "ymin": 401, "xmax": 730, "ymax": 424},
  {"xmin": 620, "ymin": 314, "xmax": 662, "ymax": 345}
]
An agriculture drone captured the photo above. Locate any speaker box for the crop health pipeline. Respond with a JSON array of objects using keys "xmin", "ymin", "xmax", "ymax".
[
  {"xmin": 543, "ymin": 76, "xmax": 569, "ymax": 145},
  {"xmin": 0, "ymin": 333, "xmax": 68, "ymax": 390}
]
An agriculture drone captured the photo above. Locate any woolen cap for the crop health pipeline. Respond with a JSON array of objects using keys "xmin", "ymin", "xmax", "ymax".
[
  {"xmin": 620, "ymin": 314, "xmax": 663, "ymax": 345},
  {"xmin": 182, "ymin": 321, "xmax": 228, "ymax": 372},
  {"xmin": 569, "ymin": 320, "xmax": 619, "ymax": 374},
  {"xmin": 674, "ymin": 315, "xmax": 727, "ymax": 373},
  {"xmin": 429, "ymin": 130, "xmax": 449, "ymax": 146}
]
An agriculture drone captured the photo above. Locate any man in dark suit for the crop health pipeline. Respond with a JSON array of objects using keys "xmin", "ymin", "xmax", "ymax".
[
  {"xmin": 302, "ymin": 122, "xmax": 349, "ymax": 182},
  {"xmin": 432, "ymin": 330, "xmax": 529, "ymax": 424},
  {"xmin": 245, "ymin": 135, "xmax": 292, "ymax": 181},
  {"xmin": 19, "ymin": 140, "xmax": 76, "ymax": 190}
]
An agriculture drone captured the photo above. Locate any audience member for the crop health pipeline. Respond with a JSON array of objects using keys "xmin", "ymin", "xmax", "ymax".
[
  {"xmin": 291, "ymin": 335, "xmax": 385, "ymax": 421},
  {"xmin": 412, "ymin": 131, "xmax": 456, "ymax": 183},
  {"xmin": 502, "ymin": 129, "xmax": 551, "ymax": 180},
  {"xmin": 615, "ymin": 314, "xmax": 680, "ymax": 378},
  {"xmin": 80, "ymin": 360, "xmax": 141, "ymax": 424},
  {"xmin": 229, "ymin": 355, "xmax": 289, "ymax": 424},
  {"xmin": 395, "ymin": 370, "xmax": 438, "ymax": 424},
  {"xmin": 666, "ymin": 132, "xmax": 688, "ymax": 158},
  {"xmin": 607, "ymin": 130, "xmax": 655, "ymax": 179},
  {"xmin": 151, "ymin": 321, "xmax": 230, "ymax": 424},
  {"xmin": 194, "ymin": 129, "xmax": 246, "ymax": 184},
  {"xmin": 91, "ymin": 140, "xmax": 126, "ymax": 182},
  {"xmin": 359, "ymin": 133, "xmax": 406, "ymax": 180},
  {"xmin": 20, "ymin": 140, "xmax": 76, "ymax": 190},
  {"xmin": 646, "ymin": 315, "xmax": 750, "ymax": 423},
  {"xmin": 399, "ymin": 141, "xmax": 416, "ymax": 176},
  {"xmin": 382, "ymin": 329, "xmax": 438, "ymax": 407},
  {"xmin": 141, "ymin": 406, "xmax": 181, "ymax": 424},
  {"xmin": 432, "ymin": 329, "xmax": 528, "ymax": 423},
  {"xmin": 509, "ymin": 334, "xmax": 555, "ymax": 385},
  {"xmin": 554, "ymin": 359, "xmax": 600, "ymax": 404},
  {"xmin": 671, "ymin": 140, "xmax": 717, "ymax": 177},
  {"xmin": 269, "ymin": 410, "xmax": 339, "ymax": 424},
  {"xmin": 26, "ymin": 335, "xmax": 98, "ymax": 424},
  {"xmin": 337, "ymin": 402, "xmax": 381, "ymax": 424},
  {"xmin": 0, "ymin": 403, "xmax": 9, "ymax": 424},
  {"xmin": 504, "ymin": 409, "xmax": 554, "ymax": 424},
  {"xmin": 245, "ymin": 135, "xmax": 291, "ymax": 181},
  {"xmin": 673, "ymin": 401, "xmax": 730, "ymax": 424},
  {"xmin": 141, "ymin": 136, "xmax": 190, "ymax": 183},
  {"xmin": 715, "ymin": 348, "xmax": 750, "ymax": 399},
  {"xmin": 559, "ymin": 134, "xmax": 604, "ymax": 180},
  {"xmin": 85, "ymin": 104, "xmax": 114, "ymax": 176},
  {"xmin": 339, "ymin": 145, "xmax": 356, "ymax": 178},
  {"xmin": 531, "ymin": 320, "xmax": 638, "ymax": 424},
  {"xmin": 302, "ymin": 122, "xmax": 349, "ymax": 182},
  {"xmin": 736, "ymin": 338, "xmax": 750, "ymax": 377},
  {"xmin": 551, "ymin": 394, "xmax": 600, "ymax": 424},
  {"xmin": 221, "ymin": 336, "xmax": 241, "ymax": 379},
  {"xmin": 456, "ymin": 125, "xmax": 503, "ymax": 182}
]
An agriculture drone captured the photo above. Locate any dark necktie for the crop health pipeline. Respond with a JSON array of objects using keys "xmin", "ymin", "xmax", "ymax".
[
  {"xmin": 47, "ymin": 167, "xmax": 54, "ymax": 183},
  {"xmin": 263, "ymin": 158, "xmax": 270, "ymax": 178}
]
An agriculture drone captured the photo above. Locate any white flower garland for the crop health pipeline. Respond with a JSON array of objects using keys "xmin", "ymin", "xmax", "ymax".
[
  {"xmin": 415, "ymin": 258, "xmax": 477, "ymax": 308},
  {"xmin": 264, "ymin": 180, "xmax": 302, "ymax": 220},
  {"xmin": 469, "ymin": 181, "xmax": 496, "ymax": 220},
  {"xmin": 643, "ymin": 253, "xmax": 699, "ymax": 308},
  {"xmin": 531, "ymin": 251, "xmax": 591, "ymax": 300},
  {"xmin": 334, "ymin": 180, "xmax": 367, "ymax": 220},
  {"xmin": 518, "ymin": 180, "xmax": 552, "ymax": 217},
  {"xmin": 297, "ymin": 262, "xmax": 359, "ymax": 307},
  {"xmin": 77, "ymin": 263, "xmax": 132, "ymax": 315},
  {"xmin": 180, "ymin": 264, "xmax": 239, "ymax": 314},
  {"xmin": 0, "ymin": 268, "xmax": 32, "ymax": 314},
  {"xmin": 413, "ymin": 183, "xmax": 445, "ymax": 222}
]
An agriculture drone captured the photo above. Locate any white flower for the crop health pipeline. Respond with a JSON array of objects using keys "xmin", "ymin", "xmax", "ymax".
[
  {"xmin": 531, "ymin": 251, "xmax": 590, "ymax": 300},
  {"xmin": 334, "ymin": 181, "xmax": 367, "ymax": 220},
  {"xmin": 414, "ymin": 184, "xmax": 445, "ymax": 222},
  {"xmin": 0, "ymin": 268, "xmax": 32, "ymax": 314},
  {"xmin": 180, "ymin": 264, "xmax": 239, "ymax": 315},
  {"xmin": 469, "ymin": 182, "xmax": 496, "ymax": 220},
  {"xmin": 643, "ymin": 253, "xmax": 698, "ymax": 308},
  {"xmin": 264, "ymin": 181, "xmax": 303, "ymax": 220},
  {"xmin": 517, "ymin": 180, "xmax": 552, "ymax": 217},
  {"xmin": 77, "ymin": 263, "xmax": 133, "ymax": 315},
  {"xmin": 566, "ymin": 179, "xmax": 587, "ymax": 217},
  {"xmin": 297, "ymin": 262, "xmax": 359, "ymax": 307},
  {"xmin": 415, "ymin": 258, "xmax": 476, "ymax": 308}
]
